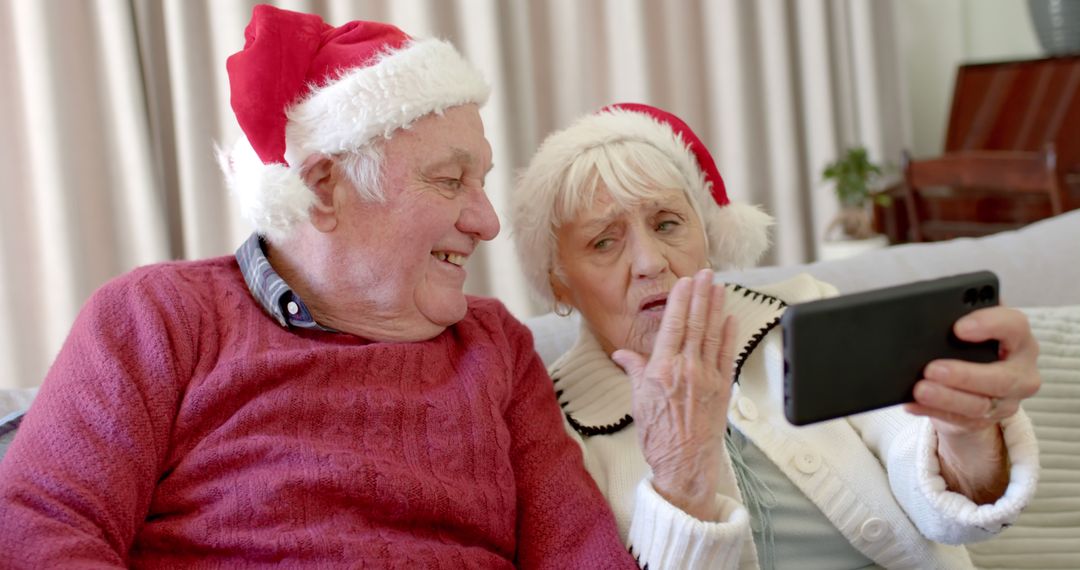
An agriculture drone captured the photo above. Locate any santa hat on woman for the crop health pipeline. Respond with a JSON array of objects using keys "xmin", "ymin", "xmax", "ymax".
[
  {"xmin": 217, "ymin": 5, "xmax": 489, "ymax": 241},
  {"xmin": 511, "ymin": 103, "xmax": 773, "ymax": 306}
]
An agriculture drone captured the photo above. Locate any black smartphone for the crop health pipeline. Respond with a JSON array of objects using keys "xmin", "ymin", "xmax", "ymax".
[{"xmin": 781, "ymin": 271, "xmax": 1000, "ymax": 426}]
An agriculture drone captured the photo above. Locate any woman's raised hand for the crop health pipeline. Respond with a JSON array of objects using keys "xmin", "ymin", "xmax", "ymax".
[{"xmin": 612, "ymin": 269, "xmax": 737, "ymax": 520}]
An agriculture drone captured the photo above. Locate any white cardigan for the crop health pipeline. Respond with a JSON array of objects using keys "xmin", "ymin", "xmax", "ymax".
[{"xmin": 549, "ymin": 274, "xmax": 1040, "ymax": 569}]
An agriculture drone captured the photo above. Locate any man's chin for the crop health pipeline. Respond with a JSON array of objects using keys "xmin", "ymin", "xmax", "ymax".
[{"xmin": 419, "ymin": 295, "xmax": 469, "ymax": 328}]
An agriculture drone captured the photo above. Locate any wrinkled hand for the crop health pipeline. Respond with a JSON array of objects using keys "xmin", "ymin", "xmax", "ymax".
[
  {"xmin": 903, "ymin": 305, "xmax": 1041, "ymax": 502},
  {"xmin": 612, "ymin": 269, "xmax": 737, "ymax": 520}
]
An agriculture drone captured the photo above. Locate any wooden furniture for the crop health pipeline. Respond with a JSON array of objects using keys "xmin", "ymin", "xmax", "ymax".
[{"xmin": 878, "ymin": 55, "xmax": 1080, "ymax": 243}]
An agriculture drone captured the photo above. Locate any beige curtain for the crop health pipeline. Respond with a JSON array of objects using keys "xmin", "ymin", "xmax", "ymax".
[{"xmin": 0, "ymin": 0, "xmax": 909, "ymax": 389}]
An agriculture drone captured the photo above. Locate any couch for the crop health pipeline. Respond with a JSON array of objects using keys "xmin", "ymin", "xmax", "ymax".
[{"xmin": 2, "ymin": 211, "xmax": 1079, "ymax": 568}]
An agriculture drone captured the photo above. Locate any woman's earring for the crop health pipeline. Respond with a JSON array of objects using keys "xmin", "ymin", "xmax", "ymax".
[{"xmin": 554, "ymin": 302, "xmax": 573, "ymax": 317}]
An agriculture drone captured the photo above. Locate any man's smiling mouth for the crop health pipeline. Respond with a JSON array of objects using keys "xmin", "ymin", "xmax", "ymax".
[{"xmin": 432, "ymin": 251, "xmax": 467, "ymax": 267}]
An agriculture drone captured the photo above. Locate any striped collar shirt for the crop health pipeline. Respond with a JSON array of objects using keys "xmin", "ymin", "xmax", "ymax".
[{"xmin": 235, "ymin": 233, "xmax": 335, "ymax": 332}]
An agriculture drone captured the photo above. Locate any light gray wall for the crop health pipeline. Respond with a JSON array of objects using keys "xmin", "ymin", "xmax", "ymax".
[{"xmin": 896, "ymin": 0, "xmax": 1044, "ymax": 158}]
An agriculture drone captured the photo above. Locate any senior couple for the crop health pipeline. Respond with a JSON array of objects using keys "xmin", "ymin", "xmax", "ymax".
[{"xmin": 0, "ymin": 6, "xmax": 1040, "ymax": 569}]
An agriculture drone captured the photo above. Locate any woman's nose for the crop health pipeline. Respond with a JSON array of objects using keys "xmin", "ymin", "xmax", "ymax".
[
  {"xmin": 458, "ymin": 187, "xmax": 501, "ymax": 241},
  {"xmin": 629, "ymin": 231, "xmax": 668, "ymax": 279}
]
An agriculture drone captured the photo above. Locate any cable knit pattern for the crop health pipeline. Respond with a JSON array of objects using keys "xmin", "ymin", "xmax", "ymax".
[{"xmin": 0, "ymin": 256, "xmax": 636, "ymax": 569}]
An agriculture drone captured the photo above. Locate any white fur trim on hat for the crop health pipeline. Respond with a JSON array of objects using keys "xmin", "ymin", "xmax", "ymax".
[
  {"xmin": 510, "ymin": 108, "xmax": 772, "ymax": 307},
  {"xmin": 217, "ymin": 137, "xmax": 315, "ymax": 244},
  {"xmin": 221, "ymin": 37, "xmax": 490, "ymax": 240},
  {"xmin": 286, "ymin": 38, "xmax": 490, "ymax": 157}
]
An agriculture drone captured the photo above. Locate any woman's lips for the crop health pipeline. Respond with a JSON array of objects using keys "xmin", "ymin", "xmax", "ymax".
[{"xmin": 639, "ymin": 293, "xmax": 668, "ymax": 312}]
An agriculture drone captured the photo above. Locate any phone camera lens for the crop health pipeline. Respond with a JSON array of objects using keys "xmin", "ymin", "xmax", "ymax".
[
  {"xmin": 979, "ymin": 285, "xmax": 996, "ymax": 304},
  {"xmin": 963, "ymin": 288, "xmax": 978, "ymax": 306}
]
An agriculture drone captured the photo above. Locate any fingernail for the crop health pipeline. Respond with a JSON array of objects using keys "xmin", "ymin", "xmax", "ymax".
[
  {"xmin": 927, "ymin": 363, "xmax": 949, "ymax": 379},
  {"xmin": 915, "ymin": 382, "xmax": 935, "ymax": 398},
  {"xmin": 956, "ymin": 317, "xmax": 979, "ymax": 335}
]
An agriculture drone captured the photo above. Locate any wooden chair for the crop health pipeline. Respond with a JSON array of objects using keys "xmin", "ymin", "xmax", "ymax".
[
  {"xmin": 874, "ymin": 56, "xmax": 1080, "ymax": 244},
  {"xmin": 900, "ymin": 144, "xmax": 1064, "ymax": 242}
]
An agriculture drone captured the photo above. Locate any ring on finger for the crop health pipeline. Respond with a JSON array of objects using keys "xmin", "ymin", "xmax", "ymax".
[{"xmin": 983, "ymin": 396, "xmax": 1001, "ymax": 419}]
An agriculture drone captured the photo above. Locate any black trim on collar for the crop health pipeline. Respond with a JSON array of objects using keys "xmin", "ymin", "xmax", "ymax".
[
  {"xmin": 732, "ymin": 316, "xmax": 784, "ymax": 383},
  {"xmin": 553, "ymin": 376, "xmax": 635, "ymax": 437},
  {"xmin": 629, "ymin": 545, "xmax": 648, "ymax": 569},
  {"xmin": 551, "ymin": 282, "xmax": 787, "ymax": 439},
  {"xmin": 729, "ymin": 284, "xmax": 786, "ymax": 384},
  {"xmin": 567, "ymin": 411, "xmax": 634, "ymax": 438}
]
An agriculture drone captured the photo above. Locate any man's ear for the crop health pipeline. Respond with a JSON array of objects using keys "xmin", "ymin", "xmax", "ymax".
[{"xmin": 300, "ymin": 155, "xmax": 338, "ymax": 232}]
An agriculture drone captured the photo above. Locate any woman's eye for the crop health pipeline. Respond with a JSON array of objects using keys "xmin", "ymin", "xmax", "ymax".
[
  {"xmin": 593, "ymin": 238, "xmax": 614, "ymax": 251},
  {"xmin": 656, "ymin": 220, "xmax": 679, "ymax": 232}
]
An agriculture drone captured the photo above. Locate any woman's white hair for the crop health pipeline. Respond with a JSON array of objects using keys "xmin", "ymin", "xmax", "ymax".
[
  {"xmin": 510, "ymin": 108, "xmax": 773, "ymax": 309},
  {"xmin": 544, "ymin": 142, "xmax": 711, "ymax": 286}
]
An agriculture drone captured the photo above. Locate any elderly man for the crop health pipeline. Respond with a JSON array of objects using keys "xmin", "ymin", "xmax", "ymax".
[{"xmin": 0, "ymin": 6, "xmax": 641, "ymax": 568}]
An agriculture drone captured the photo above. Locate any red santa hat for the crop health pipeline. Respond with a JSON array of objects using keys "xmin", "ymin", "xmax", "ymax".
[
  {"xmin": 511, "ymin": 103, "xmax": 772, "ymax": 306},
  {"xmin": 217, "ymin": 5, "xmax": 490, "ymax": 240},
  {"xmin": 601, "ymin": 103, "xmax": 772, "ymax": 265}
]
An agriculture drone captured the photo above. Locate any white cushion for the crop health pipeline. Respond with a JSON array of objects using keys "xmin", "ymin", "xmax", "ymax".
[
  {"xmin": 0, "ymin": 388, "xmax": 37, "ymax": 420},
  {"xmin": 965, "ymin": 306, "xmax": 1080, "ymax": 570},
  {"xmin": 0, "ymin": 387, "xmax": 37, "ymax": 460},
  {"xmin": 714, "ymin": 209, "xmax": 1080, "ymax": 307}
]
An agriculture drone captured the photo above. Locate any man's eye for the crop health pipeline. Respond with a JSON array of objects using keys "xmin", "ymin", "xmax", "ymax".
[{"xmin": 442, "ymin": 178, "xmax": 464, "ymax": 191}]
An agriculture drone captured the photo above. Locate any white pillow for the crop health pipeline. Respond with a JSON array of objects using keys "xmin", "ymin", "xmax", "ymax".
[
  {"xmin": 527, "ymin": 312, "xmax": 581, "ymax": 367},
  {"xmin": 715, "ymin": 210, "xmax": 1080, "ymax": 308},
  {"xmin": 0, "ymin": 387, "xmax": 37, "ymax": 460},
  {"xmin": 967, "ymin": 306, "xmax": 1080, "ymax": 570}
]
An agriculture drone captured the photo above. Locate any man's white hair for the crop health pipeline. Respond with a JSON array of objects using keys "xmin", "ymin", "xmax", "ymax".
[
  {"xmin": 337, "ymin": 142, "xmax": 386, "ymax": 205},
  {"xmin": 217, "ymin": 138, "xmax": 385, "ymax": 244}
]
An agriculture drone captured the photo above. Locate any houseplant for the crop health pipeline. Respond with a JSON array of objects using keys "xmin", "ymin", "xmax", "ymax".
[
  {"xmin": 819, "ymin": 147, "xmax": 891, "ymax": 260},
  {"xmin": 822, "ymin": 147, "xmax": 891, "ymax": 240}
]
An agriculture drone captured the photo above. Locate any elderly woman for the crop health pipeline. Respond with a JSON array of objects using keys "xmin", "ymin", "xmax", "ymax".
[{"xmin": 509, "ymin": 103, "xmax": 1041, "ymax": 569}]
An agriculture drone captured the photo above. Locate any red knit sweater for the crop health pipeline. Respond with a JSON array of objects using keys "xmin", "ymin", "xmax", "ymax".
[{"xmin": 0, "ymin": 256, "xmax": 635, "ymax": 569}]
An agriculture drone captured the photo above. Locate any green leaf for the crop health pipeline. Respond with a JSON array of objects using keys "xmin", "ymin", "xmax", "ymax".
[{"xmin": 820, "ymin": 146, "xmax": 888, "ymax": 208}]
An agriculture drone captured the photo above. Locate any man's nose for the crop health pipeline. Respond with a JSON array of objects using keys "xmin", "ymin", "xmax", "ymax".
[{"xmin": 458, "ymin": 187, "xmax": 501, "ymax": 241}]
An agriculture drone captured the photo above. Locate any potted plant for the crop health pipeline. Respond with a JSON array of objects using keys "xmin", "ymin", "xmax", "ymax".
[{"xmin": 820, "ymin": 147, "xmax": 891, "ymax": 259}]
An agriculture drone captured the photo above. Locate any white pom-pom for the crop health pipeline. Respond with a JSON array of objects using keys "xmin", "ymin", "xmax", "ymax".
[
  {"xmin": 216, "ymin": 137, "xmax": 315, "ymax": 242},
  {"xmin": 706, "ymin": 202, "xmax": 774, "ymax": 269}
]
